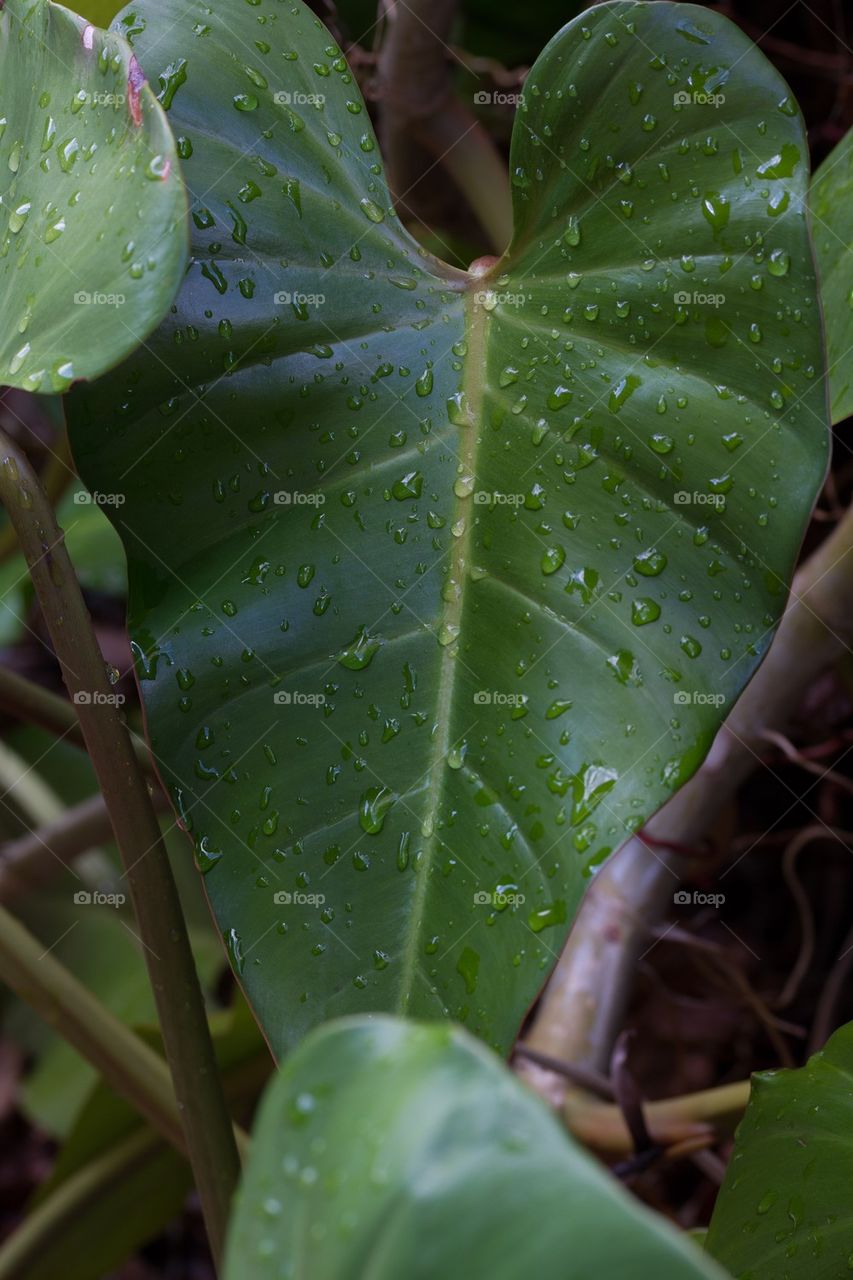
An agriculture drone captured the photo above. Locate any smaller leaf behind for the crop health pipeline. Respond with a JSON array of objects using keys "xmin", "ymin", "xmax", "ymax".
[
  {"xmin": 811, "ymin": 127, "xmax": 853, "ymax": 424},
  {"xmin": 706, "ymin": 1021, "xmax": 853, "ymax": 1279}
]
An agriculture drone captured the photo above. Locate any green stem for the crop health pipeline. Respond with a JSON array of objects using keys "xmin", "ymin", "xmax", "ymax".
[
  {"xmin": 565, "ymin": 1079, "xmax": 751, "ymax": 1154},
  {"xmin": 0, "ymin": 789, "xmax": 167, "ymax": 901},
  {"xmin": 0, "ymin": 901, "xmax": 188, "ymax": 1154},
  {"xmin": 0, "ymin": 432, "xmax": 240, "ymax": 1268},
  {"xmin": 0, "ymin": 665, "xmax": 156, "ymax": 777},
  {"xmin": 0, "ymin": 1050, "xmax": 266, "ymax": 1280}
]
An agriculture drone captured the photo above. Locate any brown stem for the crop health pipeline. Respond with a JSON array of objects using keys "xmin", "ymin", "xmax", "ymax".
[
  {"xmin": 377, "ymin": 0, "xmax": 512, "ymax": 253},
  {"xmin": 0, "ymin": 432, "xmax": 240, "ymax": 1268},
  {"xmin": 521, "ymin": 502, "xmax": 853, "ymax": 1085},
  {"xmin": 0, "ymin": 408, "xmax": 74, "ymax": 565},
  {"xmin": 0, "ymin": 665, "xmax": 156, "ymax": 778}
]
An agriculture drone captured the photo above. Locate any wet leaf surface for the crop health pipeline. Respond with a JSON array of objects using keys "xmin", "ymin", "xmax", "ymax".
[
  {"xmin": 707, "ymin": 1021, "xmax": 853, "ymax": 1279},
  {"xmin": 0, "ymin": 0, "xmax": 187, "ymax": 391},
  {"xmin": 224, "ymin": 1015, "xmax": 727, "ymax": 1280},
  {"xmin": 67, "ymin": 0, "xmax": 828, "ymax": 1055}
]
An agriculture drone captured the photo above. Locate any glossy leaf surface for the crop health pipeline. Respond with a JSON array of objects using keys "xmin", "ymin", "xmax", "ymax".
[
  {"xmin": 67, "ymin": 0, "xmax": 827, "ymax": 1055},
  {"xmin": 706, "ymin": 1022, "xmax": 853, "ymax": 1279},
  {"xmin": 0, "ymin": 0, "xmax": 187, "ymax": 392},
  {"xmin": 224, "ymin": 1016, "xmax": 726, "ymax": 1280}
]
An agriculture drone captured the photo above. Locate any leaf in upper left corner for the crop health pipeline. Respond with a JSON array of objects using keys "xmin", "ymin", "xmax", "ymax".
[{"xmin": 0, "ymin": 0, "xmax": 187, "ymax": 392}]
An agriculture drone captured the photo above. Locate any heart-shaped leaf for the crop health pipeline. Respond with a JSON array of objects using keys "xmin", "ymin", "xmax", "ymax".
[
  {"xmin": 67, "ymin": 0, "xmax": 828, "ymax": 1056},
  {"xmin": 706, "ymin": 1021, "xmax": 853, "ymax": 1279},
  {"xmin": 224, "ymin": 1015, "xmax": 726, "ymax": 1280},
  {"xmin": 811, "ymin": 127, "xmax": 853, "ymax": 423},
  {"xmin": 0, "ymin": 0, "xmax": 187, "ymax": 392}
]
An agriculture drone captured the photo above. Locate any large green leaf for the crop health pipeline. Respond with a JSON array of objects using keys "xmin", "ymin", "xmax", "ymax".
[
  {"xmin": 224, "ymin": 1015, "xmax": 725, "ymax": 1280},
  {"xmin": 0, "ymin": 0, "xmax": 187, "ymax": 392},
  {"xmin": 811, "ymin": 128, "xmax": 853, "ymax": 423},
  {"xmin": 706, "ymin": 1022, "xmax": 853, "ymax": 1279},
  {"xmin": 66, "ymin": 0, "xmax": 827, "ymax": 1056}
]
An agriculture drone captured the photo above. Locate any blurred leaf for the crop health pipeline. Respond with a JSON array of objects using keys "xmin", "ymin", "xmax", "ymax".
[
  {"xmin": 461, "ymin": 0, "xmax": 585, "ymax": 65},
  {"xmin": 0, "ymin": 1004, "xmax": 268, "ymax": 1280},
  {"xmin": 0, "ymin": 555, "xmax": 31, "ymax": 646},
  {"xmin": 0, "ymin": 491, "xmax": 124, "ymax": 646},
  {"xmin": 706, "ymin": 1021, "xmax": 853, "ymax": 1279},
  {"xmin": 5, "ymin": 895, "xmax": 221, "ymax": 1136},
  {"xmin": 0, "ymin": 726, "xmax": 98, "ymax": 814},
  {"xmin": 811, "ymin": 127, "xmax": 853, "ymax": 424},
  {"xmin": 57, "ymin": 488, "xmax": 127, "ymax": 596},
  {"xmin": 41, "ymin": 1001, "xmax": 261, "ymax": 1192},
  {"xmin": 332, "ymin": 0, "xmax": 585, "ymax": 66},
  {"xmin": 224, "ymin": 1016, "xmax": 726, "ymax": 1280}
]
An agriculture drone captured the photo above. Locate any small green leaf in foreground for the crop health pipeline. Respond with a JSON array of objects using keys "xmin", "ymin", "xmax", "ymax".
[{"xmin": 224, "ymin": 1015, "xmax": 727, "ymax": 1280}]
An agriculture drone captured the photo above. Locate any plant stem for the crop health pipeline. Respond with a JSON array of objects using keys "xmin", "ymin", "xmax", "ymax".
[
  {"xmin": 0, "ymin": 432, "xmax": 240, "ymax": 1268},
  {"xmin": 565, "ymin": 1079, "xmax": 750, "ymax": 1155},
  {"xmin": 0, "ymin": 789, "xmax": 168, "ymax": 901},
  {"xmin": 378, "ymin": 0, "xmax": 512, "ymax": 253},
  {"xmin": 0, "ymin": 901, "xmax": 188, "ymax": 1153},
  {"xmin": 0, "ymin": 665, "xmax": 156, "ymax": 777},
  {"xmin": 0, "ymin": 1047, "xmax": 266, "ymax": 1280},
  {"xmin": 0, "ymin": 405, "xmax": 74, "ymax": 565},
  {"xmin": 521, "ymin": 502, "xmax": 853, "ymax": 1084}
]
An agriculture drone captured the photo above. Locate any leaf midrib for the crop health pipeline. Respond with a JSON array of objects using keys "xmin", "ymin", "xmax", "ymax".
[{"xmin": 394, "ymin": 271, "xmax": 489, "ymax": 1014}]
